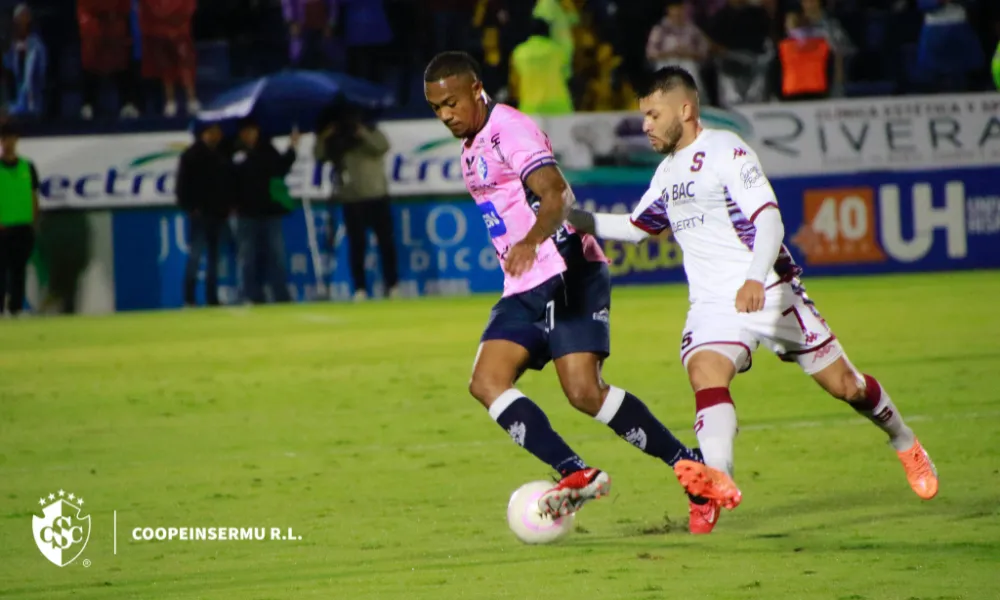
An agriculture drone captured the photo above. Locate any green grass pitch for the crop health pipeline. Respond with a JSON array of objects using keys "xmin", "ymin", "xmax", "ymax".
[{"xmin": 1, "ymin": 271, "xmax": 998, "ymax": 600}]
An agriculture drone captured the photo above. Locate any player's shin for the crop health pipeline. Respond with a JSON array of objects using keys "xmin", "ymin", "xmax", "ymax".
[
  {"xmin": 489, "ymin": 389, "xmax": 588, "ymax": 476},
  {"xmin": 596, "ymin": 386, "xmax": 701, "ymax": 465},
  {"xmin": 693, "ymin": 388, "xmax": 738, "ymax": 477},
  {"xmin": 850, "ymin": 374, "xmax": 915, "ymax": 452}
]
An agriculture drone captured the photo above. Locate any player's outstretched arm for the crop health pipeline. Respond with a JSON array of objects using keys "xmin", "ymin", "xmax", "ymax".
[{"xmin": 567, "ymin": 208, "xmax": 650, "ymax": 244}]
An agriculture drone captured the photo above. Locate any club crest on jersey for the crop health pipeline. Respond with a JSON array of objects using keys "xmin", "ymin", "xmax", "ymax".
[
  {"xmin": 740, "ymin": 161, "xmax": 766, "ymax": 189},
  {"xmin": 476, "ymin": 155, "xmax": 489, "ymax": 180}
]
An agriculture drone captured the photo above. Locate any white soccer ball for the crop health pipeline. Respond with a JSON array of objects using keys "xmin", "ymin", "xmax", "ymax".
[{"xmin": 506, "ymin": 480, "xmax": 575, "ymax": 544}]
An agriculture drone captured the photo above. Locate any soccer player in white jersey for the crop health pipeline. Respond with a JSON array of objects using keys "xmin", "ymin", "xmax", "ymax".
[{"xmin": 567, "ymin": 66, "xmax": 939, "ymax": 534}]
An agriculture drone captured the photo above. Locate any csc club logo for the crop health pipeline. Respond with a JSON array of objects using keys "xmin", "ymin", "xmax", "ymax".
[{"xmin": 32, "ymin": 489, "xmax": 91, "ymax": 567}]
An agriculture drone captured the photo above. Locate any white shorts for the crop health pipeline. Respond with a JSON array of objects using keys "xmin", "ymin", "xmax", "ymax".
[{"xmin": 679, "ymin": 282, "xmax": 844, "ymax": 376}]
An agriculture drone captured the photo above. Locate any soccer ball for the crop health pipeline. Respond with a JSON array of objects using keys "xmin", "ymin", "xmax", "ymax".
[{"xmin": 506, "ymin": 480, "xmax": 575, "ymax": 544}]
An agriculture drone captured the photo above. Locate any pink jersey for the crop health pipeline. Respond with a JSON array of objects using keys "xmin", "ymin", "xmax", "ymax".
[{"xmin": 461, "ymin": 103, "xmax": 606, "ymax": 297}]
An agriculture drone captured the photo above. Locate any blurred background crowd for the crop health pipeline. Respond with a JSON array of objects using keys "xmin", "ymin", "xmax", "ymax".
[{"xmin": 0, "ymin": 0, "xmax": 997, "ymax": 124}]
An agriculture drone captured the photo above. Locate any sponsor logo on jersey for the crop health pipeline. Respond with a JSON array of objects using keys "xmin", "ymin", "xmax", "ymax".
[
  {"xmin": 478, "ymin": 201, "xmax": 507, "ymax": 238},
  {"xmin": 670, "ymin": 181, "xmax": 696, "ymax": 203},
  {"xmin": 733, "ymin": 147, "xmax": 747, "ymax": 158},
  {"xmin": 671, "ymin": 214, "xmax": 705, "ymax": 233}
]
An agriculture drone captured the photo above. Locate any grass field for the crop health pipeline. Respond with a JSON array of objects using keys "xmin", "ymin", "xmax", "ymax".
[{"xmin": 1, "ymin": 271, "xmax": 999, "ymax": 600}]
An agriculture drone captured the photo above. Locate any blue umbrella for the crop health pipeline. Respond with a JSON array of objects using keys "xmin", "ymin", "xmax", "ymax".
[{"xmin": 195, "ymin": 70, "xmax": 395, "ymax": 135}]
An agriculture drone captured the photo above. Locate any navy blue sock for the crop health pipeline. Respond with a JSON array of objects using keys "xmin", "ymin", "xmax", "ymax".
[
  {"xmin": 490, "ymin": 390, "xmax": 588, "ymax": 476},
  {"xmin": 598, "ymin": 387, "xmax": 700, "ymax": 466}
]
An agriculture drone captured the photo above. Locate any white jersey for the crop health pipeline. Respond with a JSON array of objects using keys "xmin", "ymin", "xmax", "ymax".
[{"xmin": 629, "ymin": 128, "xmax": 800, "ymax": 305}]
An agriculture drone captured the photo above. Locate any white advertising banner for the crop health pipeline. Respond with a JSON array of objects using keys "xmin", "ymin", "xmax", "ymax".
[
  {"xmin": 19, "ymin": 92, "xmax": 999, "ymax": 210},
  {"xmin": 730, "ymin": 92, "xmax": 1000, "ymax": 177},
  {"xmin": 19, "ymin": 131, "xmax": 339, "ymax": 210}
]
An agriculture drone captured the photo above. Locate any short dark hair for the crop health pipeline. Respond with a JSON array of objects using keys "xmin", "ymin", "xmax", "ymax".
[
  {"xmin": 424, "ymin": 51, "xmax": 481, "ymax": 83},
  {"xmin": 636, "ymin": 66, "xmax": 699, "ymax": 98}
]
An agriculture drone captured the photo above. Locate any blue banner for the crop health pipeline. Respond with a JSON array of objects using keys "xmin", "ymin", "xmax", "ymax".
[
  {"xmin": 111, "ymin": 167, "xmax": 999, "ymax": 310},
  {"xmin": 575, "ymin": 165, "xmax": 1000, "ymax": 284},
  {"xmin": 112, "ymin": 199, "xmax": 503, "ymax": 311}
]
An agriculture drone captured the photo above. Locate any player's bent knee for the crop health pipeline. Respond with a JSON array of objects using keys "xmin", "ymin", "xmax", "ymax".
[
  {"xmin": 563, "ymin": 383, "xmax": 605, "ymax": 416},
  {"xmin": 835, "ymin": 371, "xmax": 865, "ymax": 403},
  {"xmin": 468, "ymin": 376, "xmax": 508, "ymax": 407},
  {"xmin": 686, "ymin": 350, "xmax": 737, "ymax": 392},
  {"xmin": 812, "ymin": 359, "xmax": 864, "ymax": 402}
]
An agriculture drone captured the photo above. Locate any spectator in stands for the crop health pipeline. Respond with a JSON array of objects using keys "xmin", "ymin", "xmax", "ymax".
[
  {"xmin": 315, "ymin": 106, "xmax": 398, "ymax": 301},
  {"xmin": 646, "ymin": 0, "xmax": 710, "ymax": 94},
  {"xmin": 4, "ymin": 4, "xmax": 47, "ymax": 117},
  {"xmin": 473, "ymin": 0, "xmax": 512, "ymax": 97},
  {"xmin": 0, "ymin": 122, "xmax": 38, "ymax": 317},
  {"xmin": 707, "ymin": 0, "xmax": 774, "ymax": 106},
  {"xmin": 338, "ymin": 0, "xmax": 393, "ymax": 83},
  {"xmin": 510, "ymin": 19, "xmax": 573, "ymax": 115},
  {"xmin": 800, "ymin": 0, "xmax": 855, "ymax": 96},
  {"xmin": 778, "ymin": 11, "xmax": 831, "ymax": 100},
  {"xmin": 78, "ymin": 0, "xmax": 138, "ymax": 120},
  {"xmin": 138, "ymin": 0, "xmax": 199, "ymax": 117},
  {"xmin": 532, "ymin": 0, "xmax": 578, "ymax": 68},
  {"xmin": 176, "ymin": 122, "xmax": 229, "ymax": 307},
  {"xmin": 231, "ymin": 118, "xmax": 298, "ymax": 304},
  {"xmin": 916, "ymin": 0, "xmax": 985, "ymax": 92},
  {"xmin": 281, "ymin": 0, "xmax": 337, "ymax": 69}
]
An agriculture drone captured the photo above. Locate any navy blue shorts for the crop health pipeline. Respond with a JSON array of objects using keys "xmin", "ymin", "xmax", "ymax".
[{"xmin": 481, "ymin": 262, "xmax": 612, "ymax": 371}]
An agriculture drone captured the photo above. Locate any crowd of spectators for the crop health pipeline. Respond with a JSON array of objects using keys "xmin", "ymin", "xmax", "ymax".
[{"xmin": 0, "ymin": 0, "xmax": 997, "ymax": 123}]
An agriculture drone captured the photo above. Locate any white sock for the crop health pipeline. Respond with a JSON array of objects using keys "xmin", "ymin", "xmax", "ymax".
[
  {"xmin": 694, "ymin": 388, "xmax": 738, "ymax": 477},
  {"xmin": 854, "ymin": 374, "xmax": 915, "ymax": 452}
]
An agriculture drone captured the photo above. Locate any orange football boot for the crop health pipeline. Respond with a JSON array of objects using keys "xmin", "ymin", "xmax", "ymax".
[
  {"xmin": 897, "ymin": 438, "xmax": 938, "ymax": 500},
  {"xmin": 674, "ymin": 460, "xmax": 742, "ymax": 510}
]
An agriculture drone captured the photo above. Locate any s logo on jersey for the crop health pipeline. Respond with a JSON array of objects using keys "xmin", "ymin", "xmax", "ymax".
[{"xmin": 478, "ymin": 201, "xmax": 507, "ymax": 238}]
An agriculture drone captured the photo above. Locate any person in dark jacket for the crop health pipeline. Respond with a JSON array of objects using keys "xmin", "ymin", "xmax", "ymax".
[
  {"xmin": 315, "ymin": 107, "xmax": 398, "ymax": 301},
  {"xmin": 231, "ymin": 118, "xmax": 299, "ymax": 304},
  {"xmin": 176, "ymin": 122, "xmax": 228, "ymax": 306}
]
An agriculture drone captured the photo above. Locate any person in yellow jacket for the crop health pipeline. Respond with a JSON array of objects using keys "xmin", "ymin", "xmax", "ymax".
[
  {"xmin": 0, "ymin": 122, "xmax": 40, "ymax": 316},
  {"xmin": 509, "ymin": 19, "xmax": 574, "ymax": 115},
  {"xmin": 532, "ymin": 0, "xmax": 578, "ymax": 67}
]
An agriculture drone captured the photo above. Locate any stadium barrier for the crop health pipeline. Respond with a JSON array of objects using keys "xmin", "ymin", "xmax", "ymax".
[{"xmin": 18, "ymin": 93, "xmax": 1000, "ymax": 312}]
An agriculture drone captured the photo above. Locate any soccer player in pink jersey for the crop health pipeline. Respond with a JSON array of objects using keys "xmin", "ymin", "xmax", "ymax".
[
  {"xmin": 568, "ymin": 67, "xmax": 939, "ymax": 533},
  {"xmin": 423, "ymin": 52, "xmax": 741, "ymax": 522}
]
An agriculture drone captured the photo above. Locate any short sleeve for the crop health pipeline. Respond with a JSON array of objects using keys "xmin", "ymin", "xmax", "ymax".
[
  {"xmin": 629, "ymin": 171, "xmax": 670, "ymax": 235},
  {"xmin": 496, "ymin": 116, "xmax": 558, "ymax": 182},
  {"xmin": 712, "ymin": 136, "xmax": 778, "ymax": 224}
]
